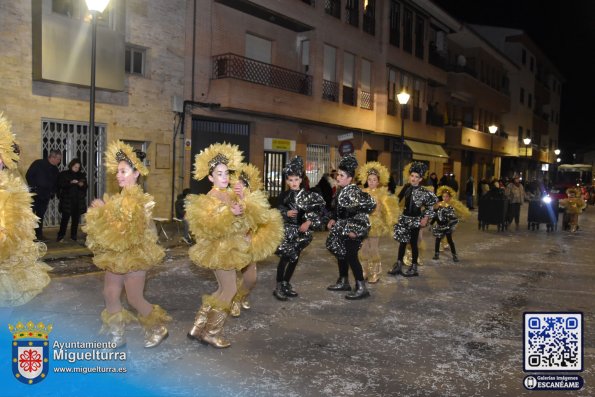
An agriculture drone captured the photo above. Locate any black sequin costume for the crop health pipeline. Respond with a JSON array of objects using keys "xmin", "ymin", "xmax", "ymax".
[
  {"xmin": 326, "ymin": 184, "xmax": 376, "ymax": 259},
  {"xmin": 431, "ymin": 203, "xmax": 459, "ymax": 238},
  {"xmin": 276, "ymin": 189, "xmax": 325, "ymax": 263}
]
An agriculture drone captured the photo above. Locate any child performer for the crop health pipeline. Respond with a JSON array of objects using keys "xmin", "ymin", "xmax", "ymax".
[
  {"xmin": 356, "ymin": 161, "xmax": 398, "ymax": 283},
  {"xmin": 431, "ymin": 185, "xmax": 469, "ymax": 262},
  {"xmin": 389, "ymin": 162, "xmax": 437, "ymax": 278},
  {"xmin": 84, "ymin": 141, "xmax": 170, "ymax": 348},
  {"xmin": 0, "ymin": 113, "xmax": 51, "ymax": 308},
  {"xmin": 273, "ymin": 157, "xmax": 325, "ymax": 300},
  {"xmin": 326, "ymin": 155, "xmax": 376, "ymax": 299},
  {"xmin": 229, "ymin": 163, "xmax": 283, "ymax": 315},
  {"xmin": 559, "ymin": 187, "xmax": 586, "ymax": 232}
]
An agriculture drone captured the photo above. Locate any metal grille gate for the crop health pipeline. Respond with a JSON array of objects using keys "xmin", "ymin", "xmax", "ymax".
[
  {"xmin": 306, "ymin": 144, "xmax": 332, "ymax": 187},
  {"xmin": 41, "ymin": 119, "xmax": 106, "ymax": 226},
  {"xmin": 263, "ymin": 151, "xmax": 286, "ymax": 198}
]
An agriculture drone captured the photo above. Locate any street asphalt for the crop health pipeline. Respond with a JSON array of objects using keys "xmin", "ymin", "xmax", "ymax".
[{"xmin": 2, "ymin": 205, "xmax": 593, "ymax": 397}]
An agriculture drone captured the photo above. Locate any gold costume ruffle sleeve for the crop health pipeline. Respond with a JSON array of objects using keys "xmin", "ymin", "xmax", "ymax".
[
  {"xmin": 559, "ymin": 198, "xmax": 586, "ymax": 214},
  {"xmin": 83, "ymin": 185, "xmax": 164, "ymax": 273},
  {"xmin": 244, "ymin": 190, "xmax": 284, "ymax": 262},
  {"xmin": 0, "ymin": 172, "xmax": 51, "ymax": 307},
  {"xmin": 186, "ymin": 193, "xmax": 252, "ymax": 270},
  {"xmin": 367, "ymin": 187, "xmax": 397, "ymax": 237}
]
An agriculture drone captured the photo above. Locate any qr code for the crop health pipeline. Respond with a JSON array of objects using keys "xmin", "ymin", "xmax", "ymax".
[{"xmin": 524, "ymin": 312, "xmax": 582, "ymax": 371}]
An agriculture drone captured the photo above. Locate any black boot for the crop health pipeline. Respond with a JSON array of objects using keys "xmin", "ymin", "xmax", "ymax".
[
  {"xmin": 387, "ymin": 260, "xmax": 404, "ymax": 275},
  {"xmin": 273, "ymin": 282, "xmax": 288, "ymax": 301},
  {"xmin": 402, "ymin": 263, "xmax": 419, "ymax": 277},
  {"xmin": 282, "ymin": 281, "xmax": 298, "ymax": 297},
  {"xmin": 452, "ymin": 254, "xmax": 459, "ymax": 262},
  {"xmin": 432, "ymin": 252, "xmax": 439, "ymax": 260},
  {"xmin": 327, "ymin": 277, "xmax": 351, "ymax": 291},
  {"xmin": 345, "ymin": 280, "xmax": 370, "ymax": 300}
]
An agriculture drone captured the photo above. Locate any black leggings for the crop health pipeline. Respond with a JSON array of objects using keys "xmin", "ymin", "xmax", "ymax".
[
  {"xmin": 336, "ymin": 238, "xmax": 365, "ymax": 281},
  {"xmin": 435, "ymin": 233, "xmax": 456, "ymax": 255},
  {"xmin": 276, "ymin": 256, "xmax": 299, "ymax": 283},
  {"xmin": 397, "ymin": 227, "xmax": 420, "ymax": 264}
]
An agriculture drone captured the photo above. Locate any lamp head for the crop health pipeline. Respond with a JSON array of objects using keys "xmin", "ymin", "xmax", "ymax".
[
  {"xmin": 554, "ymin": 149, "xmax": 561, "ymax": 155},
  {"xmin": 488, "ymin": 125, "xmax": 498, "ymax": 134},
  {"xmin": 556, "ymin": 157, "xmax": 561, "ymax": 163},
  {"xmin": 523, "ymin": 137, "xmax": 532, "ymax": 145},
  {"xmin": 397, "ymin": 90, "xmax": 410, "ymax": 105},
  {"xmin": 86, "ymin": 0, "xmax": 110, "ymax": 13}
]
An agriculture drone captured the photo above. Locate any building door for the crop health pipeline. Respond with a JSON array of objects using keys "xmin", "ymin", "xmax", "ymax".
[
  {"xmin": 190, "ymin": 118, "xmax": 250, "ymax": 194},
  {"xmin": 306, "ymin": 144, "xmax": 332, "ymax": 188},
  {"xmin": 41, "ymin": 119, "xmax": 106, "ymax": 226}
]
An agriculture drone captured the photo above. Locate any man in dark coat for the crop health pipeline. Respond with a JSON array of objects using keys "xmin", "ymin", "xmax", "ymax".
[{"xmin": 26, "ymin": 149, "xmax": 62, "ymax": 240}]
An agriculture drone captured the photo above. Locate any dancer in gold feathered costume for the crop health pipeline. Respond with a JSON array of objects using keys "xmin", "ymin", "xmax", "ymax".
[
  {"xmin": 228, "ymin": 162, "xmax": 283, "ymax": 316},
  {"xmin": 559, "ymin": 187, "xmax": 586, "ymax": 232},
  {"xmin": 0, "ymin": 113, "xmax": 51, "ymax": 307},
  {"xmin": 356, "ymin": 161, "xmax": 398, "ymax": 283},
  {"xmin": 83, "ymin": 141, "xmax": 170, "ymax": 348},
  {"xmin": 186, "ymin": 143, "xmax": 282, "ymax": 348},
  {"xmin": 431, "ymin": 185, "xmax": 470, "ymax": 262}
]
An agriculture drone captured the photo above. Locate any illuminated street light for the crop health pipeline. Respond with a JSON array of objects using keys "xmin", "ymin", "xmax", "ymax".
[
  {"xmin": 488, "ymin": 124, "xmax": 497, "ymax": 178},
  {"xmin": 397, "ymin": 90, "xmax": 410, "ymax": 185},
  {"xmin": 554, "ymin": 148, "xmax": 561, "ymax": 156}
]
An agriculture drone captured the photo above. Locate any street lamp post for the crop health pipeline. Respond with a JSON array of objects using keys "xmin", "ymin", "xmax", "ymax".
[
  {"xmin": 523, "ymin": 136, "xmax": 532, "ymax": 180},
  {"xmin": 85, "ymin": 0, "xmax": 110, "ymax": 151},
  {"xmin": 488, "ymin": 124, "xmax": 498, "ymax": 178},
  {"xmin": 397, "ymin": 90, "xmax": 410, "ymax": 186}
]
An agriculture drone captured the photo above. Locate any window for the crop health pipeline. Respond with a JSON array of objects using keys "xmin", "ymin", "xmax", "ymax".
[
  {"xmin": 363, "ymin": 0, "xmax": 376, "ymax": 35},
  {"xmin": 414, "ymin": 15, "xmax": 424, "ymax": 59},
  {"xmin": 360, "ymin": 59, "xmax": 373, "ymax": 110},
  {"xmin": 528, "ymin": 93, "xmax": 532, "ymax": 109},
  {"xmin": 518, "ymin": 126, "xmax": 523, "ymax": 138},
  {"xmin": 323, "ymin": 45, "xmax": 338, "ymax": 102},
  {"xmin": 125, "ymin": 46, "xmax": 145, "ymax": 76},
  {"xmin": 389, "ymin": 1, "xmax": 401, "ymax": 47},
  {"xmin": 324, "ymin": 0, "xmax": 340, "ymax": 18},
  {"xmin": 245, "ymin": 34, "xmax": 271, "ymax": 63},
  {"xmin": 530, "ymin": 56, "xmax": 534, "ymax": 72},
  {"xmin": 300, "ymin": 39, "xmax": 310, "ymax": 73},
  {"xmin": 519, "ymin": 87, "xmax": 524, "ymax": 104},
  {"xmin": 403, "ymin": 8, "xmax": 413, "ymax": 53},
  {"xmin": 343, "ymin": 52, "xmax": 356, "ymax": 106},
  {"xmin": 521, "ymin": 49, "xmax": 526, "ymax": 65},
  {"xmin": 346, "ymin": 0, "xmax": 359, "ymax": 27}
]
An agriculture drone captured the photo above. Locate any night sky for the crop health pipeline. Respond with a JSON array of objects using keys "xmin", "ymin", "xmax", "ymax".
[{"xmin": 432, "ymin": 0, "xmax": 595, "ymax": 161}]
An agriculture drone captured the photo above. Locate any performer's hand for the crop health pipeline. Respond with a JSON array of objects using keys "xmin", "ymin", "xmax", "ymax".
[
  {"xmin": 299, "ymin": 220, "xmax": 311, "ymax": 233},
  {"xmin": 91, "ymin": 199, "xmax": 104, "ymax": 208},
  {"xmin": 231, "ymin": 203, "xmax": 244, "ymax": 216},
  {"xmin": 348, "ymin": 232, "xmax": 357, "ymax": 239},
  {"xmin": 233, "ymin": 181, "xmax": 244, "ymax": 200},
  {"xmin": 420, "ymin": 216, "xmax": 429, "ymax": 227},
  {"xmin": 287, "ymin": 209, "xmax": 298, "ymax": 218},
  {"xmin": 327, "ymin": 219, "xmax": 336, "ymax": 230}
]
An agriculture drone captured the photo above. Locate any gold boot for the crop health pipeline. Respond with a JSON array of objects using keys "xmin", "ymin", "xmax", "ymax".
[
  {"xmin": 100, "ymin": 309, "xmax": 136, "ymax": 349},
  {"xmin": 138, "ymin": 305, "xmax": 172, "ymax": 348},
  {"xmin": 200, "ymin": 297, "xmax": 231, "ymax": 348},
  {"xmin": 188, "ymin": 298, "xmax": 212, "ymax": 341},
  {"xmin": 230, "ymin": 286, "xmax": 251, "ymax": 318},
  {"xmin": 368, "ymin": 260, "xmax": 381, "ymax": 284}
]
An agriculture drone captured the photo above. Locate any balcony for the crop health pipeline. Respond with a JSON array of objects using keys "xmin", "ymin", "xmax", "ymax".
[
  {"xmin": 446, "ymin": 125, "xmax": 514, "ymax": 156},
  {"xmin": 212, "ymin": 53, "xmax": 312, "ymax": 96},
  {"xmin": 322, "ymin": 79, "xmax": 339, "ymax": 102}
]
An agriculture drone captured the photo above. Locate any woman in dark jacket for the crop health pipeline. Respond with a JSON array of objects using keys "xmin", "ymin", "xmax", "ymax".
[{"xmin": 57, "ymin": 158, "xmax": 87, "ymax": 241}]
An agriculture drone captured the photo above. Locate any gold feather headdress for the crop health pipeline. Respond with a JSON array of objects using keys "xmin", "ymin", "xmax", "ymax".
[
  {"xmin": 231, "ymin": 163, "xmax": 263, "ymax": 191},
  {"xmin": 566, "ymin": 187, "xmax": 581, "ymax": 198},
  {"xmin": 193, "ymin": 142, "xmax": 244, "ymax": 181},
  {"xmin": 436, "ymin": 185, "xmax": 470, "ymax": 220},
  {"xmin": 105, "ymin": 140, "xmax": 149, "ymax": 176},
  {"xmin": 356, "ymin": 161, "xmax": 389, "ymax": 186},
  {"xmin": 0, "ymin": 113, "xmax": 20, "ymax": 170}
]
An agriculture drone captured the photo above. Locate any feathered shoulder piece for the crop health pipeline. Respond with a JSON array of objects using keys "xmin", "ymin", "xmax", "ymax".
[
  {"xmin": 231, "ymin": 163, "xmax": 263, "ymax": 191},
  {"xmin": 356, "ymin": 161, "xmax": 389, "ymax": 186},
  {"xmin": 0, "ymin": 113, "xmax": 20, "ymax": 170},
  {"xmin": 193, "ymin": 142, "xmax": 243, "ymax": 181},
  {"xmin": 105, "ymin": 140, "xmax": 149, "ymax": 176}
]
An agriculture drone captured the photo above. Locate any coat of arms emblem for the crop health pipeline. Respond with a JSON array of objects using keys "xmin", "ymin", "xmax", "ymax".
[{"xmin": 9, "ymin": 321, "xmax": 52, "ymax": 384}]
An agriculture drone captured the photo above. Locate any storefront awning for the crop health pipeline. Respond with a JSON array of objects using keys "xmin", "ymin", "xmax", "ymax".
[{"xmin": 404, "ymin": 140, "xmax": 449, "ymax": 163}]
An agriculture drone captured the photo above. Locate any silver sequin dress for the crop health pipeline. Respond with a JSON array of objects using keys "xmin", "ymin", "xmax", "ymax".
[{"xmin": 393, "ymin": 185, "xmax": 438, "ymax": 243}]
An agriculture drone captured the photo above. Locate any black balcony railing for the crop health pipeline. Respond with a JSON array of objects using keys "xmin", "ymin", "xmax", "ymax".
[
  {"xmin": 324, "ymin": 0, "xmax": 340, "ymax": 18},
  {"xmin": 322, "ymin": 79, "xmax": 339, "ymax": 102},
  {"xmin": 387, "ymin": 99, "xmax": 409, "ymax": 118},
  {"xmin": 360, "ymin": 90, "xmax": 373, "ymax": 110},
  {"xmin": 212, "ymin": 53, "xmax": 312, "ymax": 96}
]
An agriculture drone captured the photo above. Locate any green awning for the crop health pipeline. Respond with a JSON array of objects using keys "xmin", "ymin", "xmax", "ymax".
[{"xmin": 404, "ymin": 140, "xmax": 449, "ymax": 163}]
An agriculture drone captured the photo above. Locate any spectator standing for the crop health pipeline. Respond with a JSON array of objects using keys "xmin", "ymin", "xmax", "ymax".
[
  {"xmin": 26, "ymin": 149, "xmax": 62, "ymax": 240},
  {"xmin": 427, "ymin": 172, "xmax": 438, "ymax": 193},
  {"xmin": 465, "ymin": 176, "xmax": 475, "ymax": 210},
  {"xmin": 57, "ymin": 158, "xmax": 87, "ymax": 242},
  {"xmin": 504, "ymin": 176, "xmax": 525, "ymax": 229}
]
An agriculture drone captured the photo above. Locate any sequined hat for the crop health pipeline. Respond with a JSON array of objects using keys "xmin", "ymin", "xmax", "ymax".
[
  {"xmin": 338, "ymin": 154, "xmax": 358, "ymax": 177},
  {"xmin": 283, "ymin": 156, "xmax": 304, "ymax": 177},
  {"xmin": 408, "ymin": 161, "xmax": 428, "ymax": 178}
]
